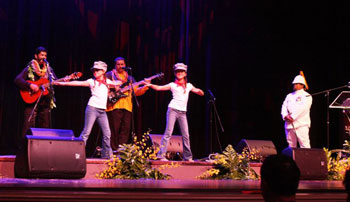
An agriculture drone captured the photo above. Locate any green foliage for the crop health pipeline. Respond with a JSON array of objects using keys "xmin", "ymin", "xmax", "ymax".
[
  {"xmin": 198, "ymin": 145, "xmax": 259, "ymax": 180},
  {"xmin": 97, "ymin": 132, "xmax": 170, "ymax": 180},
  {"xmin": 324, "ymin": 148, "xmax": 350, "ymax": 181}
]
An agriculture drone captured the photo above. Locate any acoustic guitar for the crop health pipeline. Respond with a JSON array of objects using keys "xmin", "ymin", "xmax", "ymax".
[{"xmin": 20, "ymin": 72, "xmax": 83, "ymax": 104}]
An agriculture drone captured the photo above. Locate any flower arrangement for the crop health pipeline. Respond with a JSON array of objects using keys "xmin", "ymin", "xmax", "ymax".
[
  {"xmin": 96, "ymin": 131, "xmax": 171, "ymax": 180},
  {"xmin": 324, "ymin": 140, "xmax": 350, "ymax": 181},
  {"xmin": 241, "ymin": 147, "xmax": 263, "ymax": 163},
  {"xmin": 198, "ymin": 145, "xmax": 259, "ymax": 180}
]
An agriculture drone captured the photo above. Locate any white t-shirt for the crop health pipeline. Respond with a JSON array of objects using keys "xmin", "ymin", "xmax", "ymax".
[
  {"xmin": 168, "ymin": 82, "xmax": 193, "ymax": 112},
  {"xmin": 87, "ymin": 78, "xmax": 114, "ymax": 109}
]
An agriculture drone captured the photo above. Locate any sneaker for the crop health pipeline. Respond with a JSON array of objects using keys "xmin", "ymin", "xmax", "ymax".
[
  {"xmin": 185, "ymin": 158, "xmax": 194, "ymax": 162},
  {"xmin": 158, "ymin": 157, "xmax": 169, "ymax": 161}
]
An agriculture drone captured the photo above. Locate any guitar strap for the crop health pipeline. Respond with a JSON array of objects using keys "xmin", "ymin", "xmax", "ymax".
[
  {"xmin": 112, "ymin": 69, "xmax": 129, "ymax": 88},
  {"xmin": 47, "ymin": 65, "xmax": 55, "ymax": 81},
  {"xmin": 111, "ymin": 69, "xmax": 117, "ymax": 82}
]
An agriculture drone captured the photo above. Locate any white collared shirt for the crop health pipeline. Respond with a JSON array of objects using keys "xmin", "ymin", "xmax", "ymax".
[{"xmin": 281, "ymin": 89, "xmax": 312, "ymax": 129}]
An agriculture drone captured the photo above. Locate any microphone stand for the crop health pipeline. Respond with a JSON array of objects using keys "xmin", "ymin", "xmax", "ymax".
[
  {"xmin": 28, "ymin": 88, "xmax": 45, "ymax": 123},
  {"xmin": 310, "ymin": 84, "xmax": 347, "ymax": 148},
  {"xmin": 208, "ymin": 89, "xmax": 224, "ymax": 153},
  {"xmin": 46, "ymin": 61, "xmax": 56, "ymax": 127},
  {"xmin": 127, "ymin": 68, "xmax": 139, "ymax": 139}
]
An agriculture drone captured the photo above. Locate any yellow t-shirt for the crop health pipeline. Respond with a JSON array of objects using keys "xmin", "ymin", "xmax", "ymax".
[{"xmin": 106, "ymin": 71, "xmax": 148, "ymax": 112}]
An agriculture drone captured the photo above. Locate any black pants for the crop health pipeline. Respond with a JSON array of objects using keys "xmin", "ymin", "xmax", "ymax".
[
  {"xmin": 107, "ymin": 109, "xmax": 132, "ymax": 151},
  {"xmin": 22, "ymin": 104, "xmax": 51, "ymax": 137}
]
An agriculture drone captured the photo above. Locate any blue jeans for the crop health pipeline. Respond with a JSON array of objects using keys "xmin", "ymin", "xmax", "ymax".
[
  {"xmin": 80, "ymin": 105, "xmax": 112, "ymax": 158},
  {"xmin": 158, "ymin": 108, "xmax": 192, "ymax": 160}
]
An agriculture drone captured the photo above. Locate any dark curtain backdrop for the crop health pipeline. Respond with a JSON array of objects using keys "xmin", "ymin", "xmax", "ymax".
[{"xmin": 1, "ymin": 0, "xmax": 350, "ymax": 158}]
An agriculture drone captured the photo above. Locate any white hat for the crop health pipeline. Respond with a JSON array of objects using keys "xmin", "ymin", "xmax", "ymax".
[
  {"xmin": 173, "ymin": 63, "xmax": 187, "ymax": 72},
  {"xmin": 292, "ymin": 75, "xmax": 306, "ymax": 85},
  {"xmin": 91, "ymin": 61, "xmax": 107, "ymax": 72}
]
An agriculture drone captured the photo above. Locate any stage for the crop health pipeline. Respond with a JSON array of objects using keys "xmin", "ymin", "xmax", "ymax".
[
  {"xmin": 0, "ymin": 156, "xmax": 347, "ymax": 201},
  {"xmin": 0, "ymin": 178, "xmax": 346, "ymax": 201}
]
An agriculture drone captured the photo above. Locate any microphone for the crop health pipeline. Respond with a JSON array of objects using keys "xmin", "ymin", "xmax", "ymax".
[
  {"xmin": 122, "ymin": 67, "xmax": 132, "ymax": 70},
  {"xmin": 208, "ymin": 89, "xmax": 216, "ymax": 101},
  {"xmin": 43, "ymin": 59, "xmax": 49, "ymax": 64}
]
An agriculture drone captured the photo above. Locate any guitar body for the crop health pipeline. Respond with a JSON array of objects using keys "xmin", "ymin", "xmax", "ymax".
[
  {"xmin": 108, "ymin": 89, "xmax": 128, "ymax": 104},
  {"xmin": 108, "ymin": 72, "xmax": 164, "ymax": 104},
  {"xmin": 20, "ymin": 78, "xmax": 50, "ymax": 104},
  {"xmin": 19, "ymin": 72, "xmax": 82, "ymax": 104}
]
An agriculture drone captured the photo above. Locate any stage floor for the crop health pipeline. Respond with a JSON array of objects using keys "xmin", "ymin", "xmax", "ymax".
[
  {"xmin": 0, "ymin": 178, "xmax": 347, "ymax": 201},
  {"xmin": 0, "ymin": 156, "xmax": 347, "ymax": 201}
]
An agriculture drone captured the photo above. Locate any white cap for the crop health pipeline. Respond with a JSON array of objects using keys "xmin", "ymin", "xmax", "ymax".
[
  {"xmin": 91, "ymin": 61, "xmax": 107, "ymax": 72},
  {"xmin": 173, "ymin": 63, "xmax": 187, "ymax": 72},
  {"xmin": 292, "ymin": 75, "xmax": 306, "ymax": 85}
]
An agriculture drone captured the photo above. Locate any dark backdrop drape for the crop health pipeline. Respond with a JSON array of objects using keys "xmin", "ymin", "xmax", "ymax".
[{"xmin": 1, "ymin": 0, "xmax": 350, "ymax": 158}]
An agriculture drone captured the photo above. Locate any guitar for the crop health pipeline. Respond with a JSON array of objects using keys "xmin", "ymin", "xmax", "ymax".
[
  {"xmin": 108, "ymin": 72, "xmax": 164, "ymax": 104},
  {"xmin": 20, "ymin": 72, "xmax": 83, "ymax": 104}
]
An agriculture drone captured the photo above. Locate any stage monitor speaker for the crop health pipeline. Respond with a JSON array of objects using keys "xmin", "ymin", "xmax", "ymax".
[
  {"xmin": 149, "ymin": 134, "xmax": 183, "ymax": 155},
  {"xmin": 282, "ymin": 147, "xmax": 328, "ymax": 180},
  {"xmin": 235, "ymin": 139, "xmax": 277, "ymax": 157},
  {"xmin": 27, "ymin": 127, "xmax": 74, "ymax": 137},
  {"xmin": 15, "ymin": 133, "xmax": 86, "ymax": 179}
]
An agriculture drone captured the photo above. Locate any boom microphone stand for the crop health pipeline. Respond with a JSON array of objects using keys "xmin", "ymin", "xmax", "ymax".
[
  {"xmin": 310, "ymin": 84, "xmax": 347, "ymax": 148},
  {"xmin": 208, "ymin": 89, "xmax": 224, "ymax": 153}
]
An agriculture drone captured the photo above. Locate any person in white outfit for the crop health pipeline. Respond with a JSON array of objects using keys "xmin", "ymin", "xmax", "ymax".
[{"xmin": 281, "ymin": 75, "xmax": 312, "ymax": 148}]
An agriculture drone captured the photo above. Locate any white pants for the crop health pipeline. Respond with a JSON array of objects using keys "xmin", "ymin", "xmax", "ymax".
[{"xmin": 285, "ymin": 125, "xmax": 310, "ymax": 148}]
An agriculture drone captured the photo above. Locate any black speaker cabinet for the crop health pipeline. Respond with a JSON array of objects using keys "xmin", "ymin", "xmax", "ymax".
[
  {"xmin": 235, "ymin": 139, "xmax": 277, "ymax": 157},
  {"xmin": 282, "ymin": 147, "xmax": 328, "ymax": 180},
  {"xmin": 15, "ymin": 135, "xmax": 86, "ymax": 179},
  {"xmin": 149, "ymin": 134, "xmax": 183, "ymax": 157},
  {"xmin": 27, "ymin": 128, "xmax": 75, "ymax": 137}
]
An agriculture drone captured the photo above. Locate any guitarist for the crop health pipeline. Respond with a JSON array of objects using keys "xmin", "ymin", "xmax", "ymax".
[
  {"xmin": 105, "ymin": 57, "xmax": 149, "ymax": 151},
  {"xmin": 14, "ymin": 46, "xmax": 66, "ymax": 139}
]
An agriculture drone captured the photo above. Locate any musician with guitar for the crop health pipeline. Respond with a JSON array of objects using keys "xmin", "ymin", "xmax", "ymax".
[
  {"xmin": 14, "ymin": 46, "xmax": 70, "ymax": 139},
  {"xmin": 105, "ymin": 57, "xmax": 151, "ymax": 151}
]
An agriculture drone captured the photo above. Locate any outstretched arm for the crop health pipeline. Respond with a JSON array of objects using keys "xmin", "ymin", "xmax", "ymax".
[
  {"xmin": 191, "ymin": 86, "xmax": 204, "ymax": 96},
  {"xmin": 53, "ymin": 80, "xmax": 90, "ymax": 87},
  {"xmin": 146, "ymin": 83, "xmax": 171, "ymax": 91}
]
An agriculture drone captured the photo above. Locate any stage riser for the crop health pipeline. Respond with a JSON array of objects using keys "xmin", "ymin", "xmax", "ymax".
[
  {"xmin": 152, "ymin": 164, "xmax": 212, "ymax": 180},
  {"xmin": 0, "ymin": 156, "xmax": 110, "ymax": 179},
  {"xmin": 0, "ymin": 160, "xmax": 14, "ymax": 178},
  {"xmin": 0, "ymin": 156, "xmax": 262, "ymax": 180}
]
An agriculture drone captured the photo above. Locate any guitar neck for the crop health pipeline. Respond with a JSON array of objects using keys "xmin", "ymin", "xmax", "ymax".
[
  {"xmin": 40, "ymin": 72, "xmax": 82, "ymax": 88},
  {"xmin": 121, "ymin": 74, "xmax": 160, "ymax": 92},
  {"xmin": 40, "ymin": 77, "xmax": 62, "ymax": 88},
  {"xmin": 54, "ymin": 77, "xmax": 67, "ymax": 82}
]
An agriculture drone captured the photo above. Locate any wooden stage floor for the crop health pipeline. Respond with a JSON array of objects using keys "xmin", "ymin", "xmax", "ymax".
[
  {"xmin": 0, "ymin": 178, "xmax": 347, "ymax": 201},
  {"xmin": 0, "ymin": 156, "xmax": 347, "ymax": 201}
]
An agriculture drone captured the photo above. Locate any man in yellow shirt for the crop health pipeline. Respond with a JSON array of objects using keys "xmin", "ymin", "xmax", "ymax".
[{"xmin": 106, "ymin": 57, "xmax": 149, "ymax": 151}]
